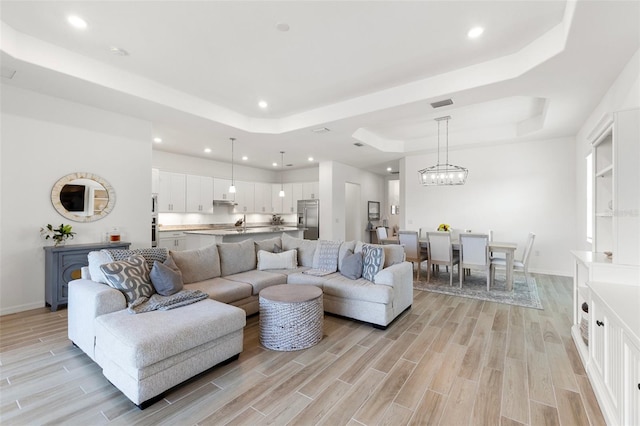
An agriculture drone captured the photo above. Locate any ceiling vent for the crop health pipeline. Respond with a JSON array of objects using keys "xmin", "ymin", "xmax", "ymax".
[
  {"xmin": 431, "ymin": 98, "xmax": 453, "ymax": 108},
  {"xmin": 390, "ymin": 171, "xmax": 400, "ymax": 175},
  {"xmin": 353, "ymin": 142, "xmax": 364, "ymax": 147},
  {"xmin": 311, "ymin": 127, "xmax": 330, "ymax": 133}
]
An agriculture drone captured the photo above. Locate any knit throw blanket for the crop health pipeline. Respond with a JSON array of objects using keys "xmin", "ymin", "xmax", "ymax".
[
  {"xmin": 304, "ymin": 240, "xmax": 341, "ymax": 276},
  {"xmin": 127, "ymin": 289, "xmax": 208, "ymax": 314}
]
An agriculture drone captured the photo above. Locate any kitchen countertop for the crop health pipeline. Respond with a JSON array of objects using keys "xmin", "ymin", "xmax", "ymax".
[
  {"xmin": 184, "ymin": 226, "xmax": 302, "ymax": 236},
  {"xmin": 159, "ymin": 223, "xmax": 295, "ymax": 232}
]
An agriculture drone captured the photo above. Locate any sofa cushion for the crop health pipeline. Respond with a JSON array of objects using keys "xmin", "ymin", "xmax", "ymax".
[
  {"xmin": 150, "ymin": 257, "xmax": 183, "ymax": 296},
  {"xmin": 100, "ymin": 255, "xmax": 155, "ymax": 304},
  {"xmin": 323, "ymin": 275, "xmax": 392, "ymax": 305},
  {"xmin": 257, "ymin": 249, "xmax": 298, "ymax": 270},
  {"xmin": 171, "ymin": 244, "xmax": 221, "ymax": 284},
  {"xmin": 287, "ymin": 271, "xmax": 340, "ymax": 287},
  {"xmin": 94, "ymin": 299, "xmax": 246, "ymax": 369},
  {"xmin": 87, "ymin": 250, "xmax": 113, "ymax": 284},
  {"xmin": 254, "ymin": 237, "xmax": 282, "ymax": 256},
  {"xmin": 311, "ymin": 240, "xmax": 342, "ymax": 272},
  {"xmin": 355, "ymin": 242, "xmax": 404, "ymax": 268},
  {"xmin": 224, "ymin": 270, "xmax": 287, "ymax": 295},
  {"xmin": 340, "ymin": 250, "xmax": 363, "ymax": 280},
  {"xmin": 281, "ymin": 233, "xmax": 317, "ymax": 267},
  {"xmin": 361, "ymin": 244, "xmax": 385, "ymax": 282},
  {"xmin": 338, "ymin": 241, "xmax": 357, "ymax": 271},
  {"xmin": 104, "ymin": 247, "xmax": 169, "ymax": 270},
  {"xmin": 218, "ymin": 239, "xmax": 257, "ymax": 276},
  {"xmin": 184, "ymin": 277, "xmax": 253, "ymax": 304}
]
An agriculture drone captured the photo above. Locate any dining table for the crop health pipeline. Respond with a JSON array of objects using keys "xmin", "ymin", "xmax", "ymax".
[{"xmin": 380, "ymin": 236, "xmax": 518, "ymax": 291}]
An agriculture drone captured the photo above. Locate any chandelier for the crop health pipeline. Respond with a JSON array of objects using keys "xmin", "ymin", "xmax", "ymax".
[
  {"xmin": 418, "ymin": 116, "xmax": 468, "ymax": 186},
  {"xmin": 278, "ymin": 151, "xmax": 285, "ymax": 197},
  {"xmin": 229, "ymin": 138, "xmax": 236, "ymax": 193}
]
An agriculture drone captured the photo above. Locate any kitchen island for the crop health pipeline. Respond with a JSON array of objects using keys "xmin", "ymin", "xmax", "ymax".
[{"xmin": 184, "ymin": 226, "xmax": 303, "ymax": 249}]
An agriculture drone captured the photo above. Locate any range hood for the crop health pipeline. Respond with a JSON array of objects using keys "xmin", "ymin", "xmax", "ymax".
[{"xmin": 213, "ymin": 200, "xmax": 237, "ymax": 206}]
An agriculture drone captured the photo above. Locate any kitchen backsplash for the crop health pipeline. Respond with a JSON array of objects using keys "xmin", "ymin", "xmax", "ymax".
[{"xmin": 158, "ymin": 212, "xmax": 296, "ymax": 227}]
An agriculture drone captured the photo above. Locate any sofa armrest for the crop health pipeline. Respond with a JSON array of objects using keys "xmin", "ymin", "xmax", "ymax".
[
  {"xmin": 374, "ymin": 262, "xmax": 412, "ymax": 288},
  {"xmin": 68, "ymin": 279, "xmax": 126, "ymax": 361}
]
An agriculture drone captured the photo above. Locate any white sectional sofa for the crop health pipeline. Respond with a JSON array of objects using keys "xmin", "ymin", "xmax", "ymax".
[{"xmin": 68, "ymin": 233, "xmax": 413, "ymax": 407}]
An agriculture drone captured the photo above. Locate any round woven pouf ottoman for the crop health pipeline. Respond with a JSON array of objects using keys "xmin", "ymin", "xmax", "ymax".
[{"xmin": 259, "ymin": 284, "xmax": 323, "ymax": 351}]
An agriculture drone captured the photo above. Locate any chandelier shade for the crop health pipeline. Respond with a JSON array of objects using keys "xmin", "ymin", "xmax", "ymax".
[
  {"xmin": 418, "ymin": 116, "xmax": 468, "ymax": 186},
  {"xmin": 279, "ymin": 151, "xmax": 285, "ymax": 197}
]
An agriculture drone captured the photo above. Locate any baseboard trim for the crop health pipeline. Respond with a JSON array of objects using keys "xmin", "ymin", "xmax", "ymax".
[{"xmin": 0, "ymin": 301, "xmax": 46, "ymax": 316}]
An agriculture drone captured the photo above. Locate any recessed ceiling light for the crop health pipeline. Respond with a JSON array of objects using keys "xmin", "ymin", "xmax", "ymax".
[
  {"xmin": 153, "ymin": 137, "xmax": 162, "ymax": 143},
  {"xmin": 258, "ymin": 100, "xmax": 268, "ymax": 109},
  {"xmin": 467, "ymin": 26, "xmax": 484, "ymax": 39},
  {"xmin": 387, "ymin": 167, "xmax": 392, "ymax": 172},
  {"xmin": 204, "ymin": 148, "xmax": 212, "ymax": 153},
  {"xmin": 308, "ymin": 157, "xmax": 314, "ymax": 162},
  {"xmin": 276, "ymin": 23, "xmax": 290, "ymax": 32},
  {"xmin": 109, "ymin": 46, "xmax": 129, "ymax": 56},
  {"xmin": 311, "ymin": 127, "xmax": 330, "ymax": 133},
  {"xmin": 242, "ymin": 156, "xmax": 248, "ymax": 161},
  {"xmin": 67, "ymin": 15, "xmax": 87, "ymax": 29}
]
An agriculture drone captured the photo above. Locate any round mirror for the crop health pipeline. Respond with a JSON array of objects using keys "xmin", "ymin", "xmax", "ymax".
[{"xmin": 51, "ymin": 172, "xmax": 116, "ymax": 222}]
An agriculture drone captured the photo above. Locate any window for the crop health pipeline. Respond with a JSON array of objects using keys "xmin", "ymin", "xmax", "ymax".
[{"xmin": 586, "ymin": 153, "xmax": 593, "ymax": 243}]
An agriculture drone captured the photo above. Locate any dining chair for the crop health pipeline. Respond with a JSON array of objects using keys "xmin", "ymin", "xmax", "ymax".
[
  {"xmin": 398, "ymin": 231, "xmax": 428, "ymax": 280},
  {"xmin": 491, "ymin": 232, "xmax": 536, "ymax": 283},
  {"xmin": 376, "ymin": 227, "xmax": 389, "ymax": 245},
  {"xmin": 426, "ymin": 232, "xmax": 460, "ymax": 286},
  {"xmin": 459, "ymin": 233, "xmax": 491, "ymax": 290}
]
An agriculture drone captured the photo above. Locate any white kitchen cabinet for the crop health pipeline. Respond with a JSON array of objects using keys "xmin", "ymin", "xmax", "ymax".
[
  {"xmin": 291, "ymin": 183, "xmax": 303, "ymax": 207},
  {"xmin": 282, "ymin": 183, "xmax": 294, "ymax": 213},
  {"xmin": 254, "ymin": 182, "xmax": 272, "ymax": 213},
  {"xmin": 271, "ymin": 184, "xmax": 283, "ymax": 213},
  {"xmin": 158, "ymin": 231, "xmax": 187, "ymax": 251},
  {"xmin": 213, "ymin": 178, "xmax": 234, "ymax": 202},
  {"xmin": 158, "ymin": 171, "xmax": 186, "ymax": 212},
  {"xmin": 234, "ymin": 181, "xmax": 254, "ymax": 213},
  {"xmin": 303, "ymin": 181, "xmax": 319, "ymax": 200},
  {"xmin": 186, "ymin": 175, "xmax": 213, "ymax": 213}
]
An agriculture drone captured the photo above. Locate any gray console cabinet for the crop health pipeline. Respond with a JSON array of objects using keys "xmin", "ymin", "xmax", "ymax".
[{"xmin": 44, "ymin": 242, "xmax": 130, "ymax": 311}]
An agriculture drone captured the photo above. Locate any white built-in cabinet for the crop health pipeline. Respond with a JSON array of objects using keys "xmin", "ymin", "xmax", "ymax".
[
  {"xmin": 158, "ymin": 231, "xmax": 187, "ymax": 251},
  {"xmin": 186, "ymin": 175, "xmax": 213, "ymax": 213},
  {"xmin": 234, "ymin": 181, "xmax": 254, "ymax": 213},
  {"xmin": 158, "ymin": 171, "xmax": 186, "ymax": 212},
  {"xmin": 571, "ymin": 252, "xmax": 640, "ymax": 426},
  {"xmin": 590, "ymin": 108, "xmax": 640, "ymax": 265},
  {"xmin": 155, "ymin": 167, "xmax": 318, "ymax": 215},
  {"xmin": 254, "ymin": 183, "xmax": 272, "ymax": 213},
  {"xmin": 213, "ymin": 178, "xmax": 233, "ymax": 202}
]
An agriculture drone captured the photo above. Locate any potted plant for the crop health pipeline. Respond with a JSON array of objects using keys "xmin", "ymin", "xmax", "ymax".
[
  {"xmin": 437, "ymin": 223, "xmax": 451, "ymax": 232},
  {"xmin": 40, "ymin": 223, "xmax": 76, "ymax": 246}
]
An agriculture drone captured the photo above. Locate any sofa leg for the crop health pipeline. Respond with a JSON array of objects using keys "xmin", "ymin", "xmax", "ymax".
[{"xmin": 135, "ymin": 352, "xmax": 241, "ymax": 410}]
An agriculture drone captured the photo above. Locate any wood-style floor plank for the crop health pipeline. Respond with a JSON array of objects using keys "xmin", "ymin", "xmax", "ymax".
[{"xmin": 0, "ymin": 274, "xmax": 606, "ymax": 425}]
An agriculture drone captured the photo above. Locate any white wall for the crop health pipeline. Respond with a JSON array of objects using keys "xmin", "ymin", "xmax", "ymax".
[
  {"xmin": 403, "ymin": 136, "xmax": 576, "ymax": 276},
  {"xmin": 0, "ymin": 85, "xmax": 152, "ymax": 314},
  {"xmin": 319, "ymin": 161, "xmax": 384, "ymax": 242},
  {"xmin": 574, "ymin": 48, "xmax": 640, "ymax": 252}
]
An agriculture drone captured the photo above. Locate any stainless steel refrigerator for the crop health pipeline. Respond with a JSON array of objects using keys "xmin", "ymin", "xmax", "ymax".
[{"xmin": 297, "ymin": 199, "xmax": 319, "ymax": 240}]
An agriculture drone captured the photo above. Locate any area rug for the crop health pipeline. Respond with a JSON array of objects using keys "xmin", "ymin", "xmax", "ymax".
[{"xmin": 413, "ymin": 270, "xmax": 543, "ymax": 310}]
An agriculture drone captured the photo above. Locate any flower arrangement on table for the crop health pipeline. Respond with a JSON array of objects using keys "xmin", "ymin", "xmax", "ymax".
[
  {"xmin": 437, "ymin": 223, "xmax": 451, "ymax": 232},
  {"xmin": 40, "ymin": 223, "xmax": 76, "ymax": 246}
]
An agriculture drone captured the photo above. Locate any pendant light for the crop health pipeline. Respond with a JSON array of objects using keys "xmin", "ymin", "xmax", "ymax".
[
  {"xmin": 278, "ymin": 151, "xmax": 285, "ymax": 197},
  {"xmin": 229, "ymin": 138, "xmax": 236, "ymax": 194},
  {"xmin": 418, "ymin": 116, "xmax": 468, "ymax": 186}
]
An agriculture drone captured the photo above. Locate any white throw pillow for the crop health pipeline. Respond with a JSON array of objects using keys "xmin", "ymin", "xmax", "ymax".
[
  {"xmin": 87, "ymin": 250, "xmax": 114, "ymax": 284},
  {"xmin": 257, "ymin": 249, "xmax": 298, "ymax": 270}
]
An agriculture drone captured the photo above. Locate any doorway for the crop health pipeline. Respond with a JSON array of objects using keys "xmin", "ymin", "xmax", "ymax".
[{"xmin": 345, "ymin": 182, "xmax": 361, "ymax": 241}]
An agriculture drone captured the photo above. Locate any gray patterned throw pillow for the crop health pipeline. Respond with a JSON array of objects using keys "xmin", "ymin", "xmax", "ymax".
[
  {"xmin": 100, "ymin": 254, "xmax": 155, "ymax": 304},
  {"xmin": 362, "ymin": 244, "xmax": 385, "ymax": 282}
]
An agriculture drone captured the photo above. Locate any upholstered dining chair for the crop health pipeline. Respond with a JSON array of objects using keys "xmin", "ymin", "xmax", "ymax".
[
  {"xmin": 426, "ymin": 232, "xmax": 460, "ymax": 286},
  {"xmin": 459, "ymin": 233, "xmax": 491, "ymax": 290},
  {"xmin": 491, "ymin": 232, "xmax": 536, "ymax": 283},
  {"xmin": 376, "ymin": 227, "xmax": 390, "ymax": 244},
  {"xmin": 398, "ymin": 231, "xmax": 428, "ymax": 280}
]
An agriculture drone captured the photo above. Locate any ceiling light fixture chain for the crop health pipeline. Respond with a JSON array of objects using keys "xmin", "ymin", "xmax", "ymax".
[
  {"xmin": 418, "ymin": 116, "xmax": 468, "ymax": 186},
  {"xmin": 229, "ymin": 138, "xmax": 236, "ymax": 194},
  {"xmin": 279, "ymin": 151, "xmax": 286, "ymax": 197}
]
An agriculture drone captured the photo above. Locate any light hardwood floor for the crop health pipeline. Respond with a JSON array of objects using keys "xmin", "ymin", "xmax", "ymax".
[{"xmin": 0, "ymin": 273, "xmax": 605, "ymax": 425}]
